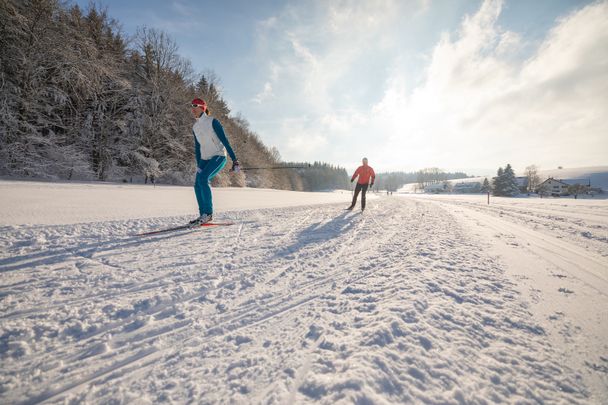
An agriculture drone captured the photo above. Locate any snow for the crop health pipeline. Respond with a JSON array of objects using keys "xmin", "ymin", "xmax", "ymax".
[
  {"xmin": 1, "ymin": 181, "xmax": 607, "ymax": 404},
  {"xmin": 398, "ymin": 166, "xmax": 608, "ymax": 193},
  {"xmin": 0, "ymin": 180, "xmax": 355, "ymax": 225}
]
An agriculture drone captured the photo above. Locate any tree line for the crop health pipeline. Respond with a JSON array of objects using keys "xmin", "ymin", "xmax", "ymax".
[
  {"xmin": 374, "ymin": 169, "xmax": 471, "ymax": 192},
  {"xmin": 0, "ymin": 0, "xmax": 348, "ymax": 191}
]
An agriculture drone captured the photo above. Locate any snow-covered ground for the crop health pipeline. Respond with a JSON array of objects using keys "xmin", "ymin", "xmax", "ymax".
[
  {"xmin": 1, "ymin": 181, "xmax": 606, "ymax": 404},
  {"xmin": 0, "ymin": 180, "xmax": 354, "ymax": 226}
]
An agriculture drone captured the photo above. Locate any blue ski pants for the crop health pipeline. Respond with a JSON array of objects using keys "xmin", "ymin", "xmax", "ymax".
[{"xmin": 194, "ymin": 155, "xmax": 226, "ymax": 216}]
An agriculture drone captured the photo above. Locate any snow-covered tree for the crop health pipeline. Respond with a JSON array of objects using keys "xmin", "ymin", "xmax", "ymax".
[
  {"xmin": 0, "ymin": 0, "xmax": 129, "ymax": 179},
  {"xmin": 0, "ymin": 0, "xmax": 345, "ymax": 191},
  {"xmin": 492, "ymin": 165, "xmax": 519, "ymax": 196},
  {"xmin": 481, "ymin": 178, "xmax": 491, "ymax": 193},
  {"xmin": 502, "ymin": 164, "xmax": 520, "ymax": 196},
  {"xmin": 492, "ymin": 167, "xmax": 504, "ymax": 196}
]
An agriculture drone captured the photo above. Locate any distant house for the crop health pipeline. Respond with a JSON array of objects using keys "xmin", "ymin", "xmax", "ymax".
[
  {"xmin": 562, "ymin": 179, "xmax": 593, "ymax": 196},
  {"xmin": 537, "ymin": 178, "xmax": 570, "ymax": 196},
  {"xmin": 515, "ymin": 176, "xmax": 529, "ymax": 193},
  {"xmin": 560, "ymin": 178, "xmax": 591, "ymax": 187},
  {"xmin": 452, "ymin": 181, "xmax": 481, "ymax": 193},
  {"xmin": 424, "ymin": 182, "xmax": 449, "ymax": 193}
]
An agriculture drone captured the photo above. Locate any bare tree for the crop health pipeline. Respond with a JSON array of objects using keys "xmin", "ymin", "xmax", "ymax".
[
  {"xmin": 524, "ymin": 165, "xmax": 541, "ymax": 193},
  {"xmin": 0, "ymin": 0, "xmax": 341, "ymax": 190}
]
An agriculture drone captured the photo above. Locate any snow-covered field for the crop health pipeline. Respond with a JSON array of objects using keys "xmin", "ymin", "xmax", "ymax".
[
  {"xmin": 0, "ymin": 180, "xmax": 354, "ymax": 226},
  {"xmin": 1, "ymin": 181, "xmax": 607, "ymax": 404}
]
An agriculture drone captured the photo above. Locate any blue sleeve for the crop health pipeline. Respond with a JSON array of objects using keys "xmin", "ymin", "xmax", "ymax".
[
  {"xmin": 212, "ymin": 119, "xmax": 237, "ymax": 161},
  {"xmin": 193, "ymin": 132, "xmax": 201, "ymax": 163}
]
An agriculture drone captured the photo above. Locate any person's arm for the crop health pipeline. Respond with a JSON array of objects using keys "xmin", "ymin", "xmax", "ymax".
[
  {"xmin": 370, "ymin": 167, "xmax": 376, "ymax": 186},
  {"xmin": 351, "ymin": 167, "xmax": 360, "ymax": 182},
  {"xmin": 212, "ymin": 119, "xmax": 237, "ymax": 161},
  {"xmin": 193, "ymin": 132, "xmax": 202, "ymax": 163}
]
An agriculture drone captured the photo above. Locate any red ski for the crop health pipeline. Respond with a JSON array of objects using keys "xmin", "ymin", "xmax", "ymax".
[{"xmin": 135, "ymin": 222, "xmax": 235, "ymax": 237}]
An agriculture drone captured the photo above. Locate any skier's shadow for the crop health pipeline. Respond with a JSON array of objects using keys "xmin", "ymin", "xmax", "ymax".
[
  {"xmin": 275, "ymin": 211, "xmax": 359, "ymax": 258},
  {"xmin": 0, "ymin": 230, "xmax": 195, "ymax": 274}
]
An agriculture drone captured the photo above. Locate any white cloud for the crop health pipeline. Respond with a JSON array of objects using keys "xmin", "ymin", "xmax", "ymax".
[
  {"xmin": 171, "ymin": 1, "xmax": 190, "ymax": 17},
  {"xmin": 254, "ymin": 0, "xmax": 421, "ymax": 108},
  {"xmin": 282, "ymin": 119, "xmax": 328, "ymax": 156},
  {"xmin": 321, "ymin": 110, "xmax": 369, "ymax": 134},
  {"xmin": 370, "ymin": 0, "xmax": 608, "ymax": 171},
  {"xmin": 251, "ymin": 0, "xmax": 428, "ymax": 164},
  {"xmin": 253, "ymin": 82, "xmax": 274, "ymax": 104},
  {"xmin": 247, "ymin": 0, "xmax": 607, "ymax": 172}
]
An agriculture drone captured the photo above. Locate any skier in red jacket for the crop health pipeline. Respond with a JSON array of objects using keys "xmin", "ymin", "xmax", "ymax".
[{"xmin": 346, "ymin": 157, "xmax": 375, "ymax": 211}]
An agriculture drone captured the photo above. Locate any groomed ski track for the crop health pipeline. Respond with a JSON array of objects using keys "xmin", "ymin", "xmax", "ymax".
[{"xmin": 1, "ymin": 197, "xmax": 603, "ymax": 403}]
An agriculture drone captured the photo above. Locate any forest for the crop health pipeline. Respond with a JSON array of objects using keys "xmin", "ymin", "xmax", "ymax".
[
  {"xmin": 0, "ymin": 0, "xmax": 349, "ymax": 191},
  {"xmin": 374, "ymin": 169, "xmax": 471, "ymax": 192}
]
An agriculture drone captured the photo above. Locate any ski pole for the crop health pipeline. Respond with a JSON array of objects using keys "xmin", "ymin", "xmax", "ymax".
[{"xmin": 239, "ymin": 165, "xmax": 311, "ymax": 171}]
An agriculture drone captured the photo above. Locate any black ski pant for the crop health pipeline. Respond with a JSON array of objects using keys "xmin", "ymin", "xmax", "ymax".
[{"xmin": 350, "ymin": 183, "xmax": 369, "ymax": 210}]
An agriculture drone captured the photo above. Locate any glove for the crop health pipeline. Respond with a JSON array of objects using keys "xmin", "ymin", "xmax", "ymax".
[
  {"xmin": 350, "ymin": 178, "xmax": 354, "ymax": 183},
  {"xmin": 231, "ymin": 159, "xmax": 241, "ymax": 173},
  {"xmin": 369, "ymin": 183, "xmax": 374, "ymax": 189}
]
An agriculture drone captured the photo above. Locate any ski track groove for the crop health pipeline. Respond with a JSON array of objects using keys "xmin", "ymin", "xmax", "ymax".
[
  {"xmin": 435, "ymin": 199, "xmax": 608, "ymax": 256},
  {"xmin": 424, "ymin": 199, "xmax": 608, "ymax": 292},
  {"xmin": 18, "ymin": 203, "xmax": 399, "ymax": 402},
  {"xmin": 17, "ymin": 347, "xmax": 161, "ymax": 405},
  {"xmin": 101, "ymin": 205, "xmax": 386, "ymax": 376},
  {"xmin": 77, "ymin": 203, "xmax": 399, "ymax": 401},
  {"xmin": 2, "ymin": 198, "xmax": 594, "ymax": 404},
  {"xmin": 0, "ymin": 205, "xmax": 343, "ymax": 398}
]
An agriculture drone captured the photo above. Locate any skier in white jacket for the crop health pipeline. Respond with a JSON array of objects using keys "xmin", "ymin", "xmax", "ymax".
[{"xmin": 189, "ymin": 98, "xmax": 240, "ymax": 226}]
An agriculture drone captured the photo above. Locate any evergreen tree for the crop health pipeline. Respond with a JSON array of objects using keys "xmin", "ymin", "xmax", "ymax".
[
  {"xmin": 295, "ymin": 162, "xmax": 349, "ymax": 191},
  {"xmin": 492, "ymin": 167, "xmax": 504, "ymax": 196},
  {"xmin": 492, "ymin": 165, "xmax": 519, "ymax": 196},
  {"xmin": 481, "ymin": 178, "xmax": 491, "ymax": 193},
  {"xmin": 502, "ymin": 164, "xmax": 520, "ymax": 196},
  {"xmin": 374, "ymin": 170, "xmax": 470, "ymax": 192}
]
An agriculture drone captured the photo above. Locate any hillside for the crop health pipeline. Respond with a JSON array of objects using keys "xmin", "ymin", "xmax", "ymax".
[{"xmin": 0, "ymin": 1, "xmax": 347, "ymax": 191}]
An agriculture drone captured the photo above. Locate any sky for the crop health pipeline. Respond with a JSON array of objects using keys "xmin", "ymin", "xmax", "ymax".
[{"xmin": 71, "ymin": 0, "xmax": 608, "ymax": 175}]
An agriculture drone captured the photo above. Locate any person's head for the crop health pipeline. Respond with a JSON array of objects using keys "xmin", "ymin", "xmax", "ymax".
[
  {"xmin": 191, "ymin": 98, "xmax": 207, "ymax": 118},
  {"xmin": 362, "ymin": 157, "xmax": 368, "ymax": 166}
]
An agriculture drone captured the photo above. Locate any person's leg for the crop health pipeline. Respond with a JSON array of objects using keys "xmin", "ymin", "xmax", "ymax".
[
  {"xmin": 360, "ymin": 184, "xmax": 369, "ymax": 210},
  {"xmin": 350, "ymin": 183, "xmax": 362, "ymax": 208},
  {"xmin": 195, "ymin": 156, "xmax": 226, "ymax": 216},
  {"xmin": 194, "ymin": 168, "xmax": 205, "ymax": 217}
]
